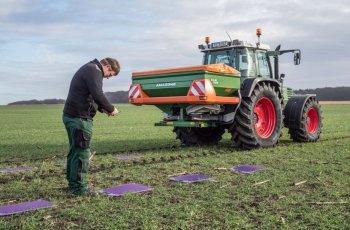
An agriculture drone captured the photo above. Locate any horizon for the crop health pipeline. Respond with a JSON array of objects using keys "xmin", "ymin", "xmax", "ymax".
[{"xmin": 5, "ymin": 86, "xmax": 350, "ymax": 105}]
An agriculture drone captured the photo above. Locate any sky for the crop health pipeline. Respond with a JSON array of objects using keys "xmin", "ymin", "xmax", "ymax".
[{"xmin": 0, "ymin": 0, "xmax": 349, "ymax": 105}]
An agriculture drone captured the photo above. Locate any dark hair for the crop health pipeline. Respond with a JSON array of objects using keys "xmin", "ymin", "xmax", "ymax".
[{"xmin": 100, "ymin": 57, "xmax": 120, "ymax": 75}]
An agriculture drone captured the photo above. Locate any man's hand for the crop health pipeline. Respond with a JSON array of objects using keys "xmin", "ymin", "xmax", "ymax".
[{"xmin": 109, "ymin": 107, "xmax": 119, "ymax": 116}]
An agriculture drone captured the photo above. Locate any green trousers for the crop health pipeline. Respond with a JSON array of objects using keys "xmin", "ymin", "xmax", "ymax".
[{"xmin": 63, "ymin": 115, "xmax": 93, "ymax": 194}]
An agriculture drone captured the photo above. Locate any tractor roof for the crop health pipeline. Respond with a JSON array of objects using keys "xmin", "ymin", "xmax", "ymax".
[{"xmin": 198, "ymin": 39, "xmax": 270, "ymax": 52}]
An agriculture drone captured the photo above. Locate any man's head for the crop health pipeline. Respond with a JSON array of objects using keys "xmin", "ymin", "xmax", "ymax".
[{"xmin": 100, "ymin": 57, "xmax": 120, "ymax": 78}]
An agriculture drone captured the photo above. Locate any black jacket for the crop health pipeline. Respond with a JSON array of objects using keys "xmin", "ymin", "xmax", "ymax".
[{"xmin": 63, "ymin": 59, "xmax": 114, "ymax": 119}]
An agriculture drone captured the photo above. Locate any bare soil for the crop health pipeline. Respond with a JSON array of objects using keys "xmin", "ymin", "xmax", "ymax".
[{"xmin": 320, "ymin": 101, "xmax": 350, "ymax": 105}]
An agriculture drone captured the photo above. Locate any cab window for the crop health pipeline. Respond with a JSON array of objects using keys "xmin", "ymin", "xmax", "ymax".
[
  {"xmin": 257, "ymin": 51, "xmax": 270, "ymax": 78},
  {"xmin": 237, "ymin": 48, "xmax": 256, "ymax": 77}
]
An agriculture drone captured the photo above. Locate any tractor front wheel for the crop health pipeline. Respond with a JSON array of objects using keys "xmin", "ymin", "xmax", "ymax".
[
  {"xmin": 173, "ymin": 127, "xmax": 225, "ymax": 146},
  {"xmin": 230, "ymin": 82, "xmax": 283, "ymax": 149},
  {"xmin": 288, "ymin": 97, "xmax": 322, "ymax": 142}
]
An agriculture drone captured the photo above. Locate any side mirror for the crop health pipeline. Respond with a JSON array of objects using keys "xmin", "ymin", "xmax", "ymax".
[
  {"xmin": 280, "ymin": 73, "xmax": 285, "ymax": 83},
  {"xmin": 294, "ymin": 52, "xmax": 301, "ymax": 65},
  {"xmin": 275, "ymin": 44, "xmax": 281, "ymax": 51}
]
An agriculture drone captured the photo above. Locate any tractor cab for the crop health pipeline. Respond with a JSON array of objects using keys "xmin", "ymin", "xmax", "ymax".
[
  {"xmin": 198, "ymin": 29, "xmax": 301, "ymax": 83},
  {"xmin": 199, "ymin": 39, "xmax": 272, "ymax": 80}
]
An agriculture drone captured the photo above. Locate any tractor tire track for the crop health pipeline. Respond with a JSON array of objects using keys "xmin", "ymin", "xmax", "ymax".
[
  {"xmin": 1, "ymin": 135, "xmax": 349, "ymax": 185},
  {"xmin": 1, "ymin": 135, "xmax": 350, "ymax": 165}
]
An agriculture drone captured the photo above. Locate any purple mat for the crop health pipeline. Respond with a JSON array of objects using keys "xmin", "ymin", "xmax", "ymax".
[
  {"xmin": 113, "ymin": 155, "xmax": 144, "ymax": 160},
  {"xmin": 169, "ymin": 174, "xmax": 213, "ymax": 183},
  {"xmin": 231, "ymin": 165, "xmax": 266, "ymax": 174},
  {"xmin": 98, "ymin": 183, "xmax": 153, "ymax": 196},
  {"xmin": 0, "ymin": 199, "xmax": 54, "ymax": 216},
  {"xmin": 0, "ymin": 167, "xmax": 32, "ymax": 173}
]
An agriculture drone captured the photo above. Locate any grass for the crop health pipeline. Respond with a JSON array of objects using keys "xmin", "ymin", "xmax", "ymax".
[{"xmin": 0, "ymin": 104, "xmax": 349, "ymax": 229}]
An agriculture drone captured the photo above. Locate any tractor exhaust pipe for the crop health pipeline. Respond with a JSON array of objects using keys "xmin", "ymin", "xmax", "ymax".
[
  {"xmin": 274, "ymin": 45, "xmax": 281, "ymax": 80},
  {"xmin": 274, "ymin": 55, "xmax": 279, "ymax": 81}
]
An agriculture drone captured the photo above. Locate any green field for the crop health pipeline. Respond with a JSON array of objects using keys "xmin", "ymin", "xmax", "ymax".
[{"xmin": 0, "ymin": 104, "xmax": 349, "ymax": 229}]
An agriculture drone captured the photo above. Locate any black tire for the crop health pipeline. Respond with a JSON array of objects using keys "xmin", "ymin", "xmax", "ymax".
[
  {"xmin": 173, "ymin": 127, "xmax": 225, "ymax": 146},
  {"xmin": 288, "ymin": 97, "xmax": 322, "ymax": 142},
  {"xmin": 230, "ymin": 82, "xmax": 283, "ymax": 149}
]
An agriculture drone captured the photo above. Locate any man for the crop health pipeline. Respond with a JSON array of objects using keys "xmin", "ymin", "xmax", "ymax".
[{"xmin": 63, "ymin": 57, "xmax": 120, "ymax": 195}]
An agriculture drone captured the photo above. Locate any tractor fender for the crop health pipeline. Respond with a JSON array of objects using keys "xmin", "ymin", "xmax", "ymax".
[
  {"xmin": 283, "ymin": 94, "xmax": 317, "ymax": 129},
  {"xmin": 240, "ymin": 78, "xmax": 281, "ymax": 97}
]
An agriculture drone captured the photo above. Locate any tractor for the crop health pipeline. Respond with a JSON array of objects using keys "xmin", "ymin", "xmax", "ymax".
[{"xmin": 129, "ymin": 29, "xmax": 322, "ymax": 149}]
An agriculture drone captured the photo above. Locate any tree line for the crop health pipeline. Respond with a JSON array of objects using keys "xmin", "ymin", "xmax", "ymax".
[
  {"xmin": 8, "ymin": 99, "xmax": 65, "ymax": 105},
  {"xmin": 294, "ymin": 87, "xmax": 350, "ymax": 101}
]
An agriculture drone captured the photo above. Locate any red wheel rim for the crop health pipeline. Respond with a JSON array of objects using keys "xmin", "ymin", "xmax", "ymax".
[
  {"xmin": 254, "ymin": 97, "xmax": 276, "ymax": 138},
  {"xmin": 306, "ymin": 108, "xmax": 319, "ymax": 134}
]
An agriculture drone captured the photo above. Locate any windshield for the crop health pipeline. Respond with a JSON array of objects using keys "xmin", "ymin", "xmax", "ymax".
[{"xmin": 203, "ymin": 48, "xmax": 255, "ymax": 77}]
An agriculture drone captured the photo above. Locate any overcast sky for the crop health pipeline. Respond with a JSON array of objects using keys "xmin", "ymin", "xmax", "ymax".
[{"xmin": 0, "ymin": 0, "xmax": 349, "ymax": 105}]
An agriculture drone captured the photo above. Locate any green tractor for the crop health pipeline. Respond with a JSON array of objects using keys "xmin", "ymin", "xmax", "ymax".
[{"xmin": 129, "ymin": 29, "xmax": 322, "ymax": 149}]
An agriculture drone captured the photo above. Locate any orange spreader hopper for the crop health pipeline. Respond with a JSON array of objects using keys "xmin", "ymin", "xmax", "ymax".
[{"xmin": 132, "ymin": 64, "xmax": 240, "ymax": 77}]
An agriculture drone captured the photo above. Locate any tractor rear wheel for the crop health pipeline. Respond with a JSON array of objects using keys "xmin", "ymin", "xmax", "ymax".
[
  {"xmin": 230, "ymin": 82, "xmax": 283, "ymax": 149},
  {"xmin": 173, "ymin": 127, "xmax": 225, "ymax": 146},
  {"xmin": 288, "ymin": 97, "xmax": 322, "ymax": 142}
]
